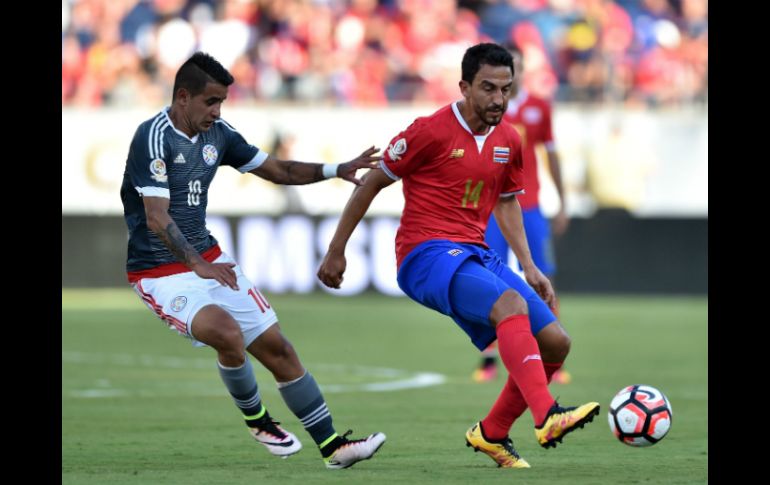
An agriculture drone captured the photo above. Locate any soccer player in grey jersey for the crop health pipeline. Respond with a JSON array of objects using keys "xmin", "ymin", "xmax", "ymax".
[{"xmin": 120, "ymin": 52, "xmax": 385, "ymax": 469}]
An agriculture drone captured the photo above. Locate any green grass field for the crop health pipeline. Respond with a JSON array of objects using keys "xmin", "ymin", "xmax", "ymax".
[{"xmin": 62, "ymin": 289, "xmax": 707, "ymax": 484}]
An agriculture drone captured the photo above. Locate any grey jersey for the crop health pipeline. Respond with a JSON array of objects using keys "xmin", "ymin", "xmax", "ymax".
[{"xmin": 121, "ymin": 108, "xmax": 266, "ymax": 272}]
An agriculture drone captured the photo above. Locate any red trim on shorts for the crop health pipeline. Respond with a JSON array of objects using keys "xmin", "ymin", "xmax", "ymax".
[
  {"xmin": 127, "ymin": 245, "xmax": 222, "ymax": 283},
  {"xmin": 135, "ymin": 280, "xmax": 189, "ymax": 335}
]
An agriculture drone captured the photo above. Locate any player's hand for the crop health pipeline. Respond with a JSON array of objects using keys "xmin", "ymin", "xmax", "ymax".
[
  {"xmin": 338, "ymin": 146, "xmax": 382, "ymax": 185},
  {"xmin": 523, "ymin": 266, "xmax": 556, "ymax": 309},
  {"xmin": 193, "ymin": 261, "xmax": 239, "ymax": 291},
  {"xmin": 552, "ymin": 208, "xmax": 569, "ymax": 237},
  {"xmin": 317, "ymin": 251, "xmax": 347, "ymax": 289}
]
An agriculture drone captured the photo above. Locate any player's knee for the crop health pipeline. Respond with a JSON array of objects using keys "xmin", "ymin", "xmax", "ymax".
[
  {"xmin": 539, "ymin": 325, "xmax": 571, "ymax": 362},
  {"xmin": 271, "ymin": 338, "xmax": 298, "ymax": 364},
  {"xmin": 219, "ymin": 323, "xmax": 245, "ymax": 349},
  {"xmin": 489, "ymin": 289, "xmax": 528, "ymax": 327},
  {"xmin": 193, "ymin": 305, "xmax": 244, "ymax": 352}
]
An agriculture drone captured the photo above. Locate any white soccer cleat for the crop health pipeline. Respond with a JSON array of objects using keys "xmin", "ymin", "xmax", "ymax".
[
  {"xmin": 249, "ymin": 419, "xmax": 302, "ymax": 458},
  {"xmin": 324, "ymin": 431, "xmax": 387, "ymax": 469}
]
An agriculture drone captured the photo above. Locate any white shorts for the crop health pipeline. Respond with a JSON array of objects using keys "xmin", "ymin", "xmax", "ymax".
[{"xmin": 131, "ymin": 252, "xmax": 279, "ymax": 348}]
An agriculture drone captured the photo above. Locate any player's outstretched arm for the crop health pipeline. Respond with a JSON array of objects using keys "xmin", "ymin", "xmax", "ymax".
[
  {"xmin": 143, "ymin": 196, "xmax": 239, "ymax": 290},
  {"xmin": 317, "ymin": 169, "xmax": 394, "ymax": 289},
  {"xmin": 249, "ymin": 146, "xmax": 381, "ymax": 186}
]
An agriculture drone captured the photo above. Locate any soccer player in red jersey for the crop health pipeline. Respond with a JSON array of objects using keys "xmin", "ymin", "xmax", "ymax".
[
  {"xmin": 318, "ymin": 43, "xmax": 599, "ymax": 469},
  {"xmin": 475, "ymin": 44, "xmax": 572, "ymax": 385}
]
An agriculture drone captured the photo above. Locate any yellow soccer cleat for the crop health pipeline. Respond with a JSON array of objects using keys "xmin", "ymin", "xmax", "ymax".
[
  {"xmin": 465, "ymin": 422, "xmax": 530, "ymax": 468},
  {"xmin": 535, "ymin": 401, "xmax": 600, "ymax": 449}
]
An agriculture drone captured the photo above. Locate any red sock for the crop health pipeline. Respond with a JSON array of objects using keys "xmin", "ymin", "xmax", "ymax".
[
  {"xmin": 490, "ymin": 315, "xmax": 554, "ymax": 426},
  {"xmin": 481, "ymin": 361, "xmax": 564, "ymax": 440}
]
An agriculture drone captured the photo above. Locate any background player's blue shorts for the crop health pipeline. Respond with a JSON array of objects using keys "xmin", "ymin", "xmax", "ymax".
[
  {"xmin": 397, "ymin": 240, "xmax": 557, "ymax": 351},
  {"xmin": 486, "ymin": 206, "xmax": 556, "ymax": 276}
]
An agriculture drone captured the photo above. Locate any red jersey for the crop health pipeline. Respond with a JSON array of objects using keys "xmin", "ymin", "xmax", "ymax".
[
  {"xmin": 502, "ymin": 90, "xmax": 554, "ymax": 210},
  {"xmin": 382, "ymin": 103, "xmax": 525, "ymax": 268}
]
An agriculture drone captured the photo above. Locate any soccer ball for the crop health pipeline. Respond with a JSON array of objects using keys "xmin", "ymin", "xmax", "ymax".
[{"xmin": 608, "ymin": 384, "xmax": 672, "ymax": 447}]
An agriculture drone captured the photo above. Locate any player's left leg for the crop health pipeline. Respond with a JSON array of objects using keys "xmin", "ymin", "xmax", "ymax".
[
  {"xmin": 246, "ymin": 323, "xmax": 386, "ymax": 469},
  {"xmin": 481, "ymin": 255, "xmax": 575, "ymax": 436},
  {"xmin": 210, "ymin": 252, "xmax": 385, "ymax": 469},
  {"xmin": 522, "ymin": 207, "xmax": 571, "ymax": 384}
]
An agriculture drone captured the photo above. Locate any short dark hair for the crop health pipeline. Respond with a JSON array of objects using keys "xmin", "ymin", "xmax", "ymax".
[
  {"xmin": 505, "ymin": 42, "xmax": 522, "ymax": 57},
  {"xmin": 172, "ymin": 52, "xmax": 234, "ymax": 101},
  {"xmin": 461, "ymin": 43, "xmax": 514, "ymax": 84}
]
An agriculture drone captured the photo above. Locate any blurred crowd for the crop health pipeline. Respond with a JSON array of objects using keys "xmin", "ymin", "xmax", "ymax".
[{"xmin": 62, "ymin": 0, "xmax": 708, "ymax": 108}]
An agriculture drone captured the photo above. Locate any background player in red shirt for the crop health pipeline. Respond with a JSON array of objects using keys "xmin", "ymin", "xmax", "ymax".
[
  {"xmin": 475, "ymin": 44, "xmax": 572, "ymax": 385},
  {"xmin": 318, "ymin": 43, "xmax": 598, "ymax": 469}
]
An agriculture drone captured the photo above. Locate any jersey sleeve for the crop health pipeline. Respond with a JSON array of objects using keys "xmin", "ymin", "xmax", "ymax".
[
  {"xmin": 380, "ymin": 118, "xmax": 436, "ymax": 181},
  {"xmin": 218, "ymin": 119, "xmax": 267, "ymax": 173},
  {"xmin": 126, "ymin": 122, "xmax": 171, "ymax": 199},
  {"xmin": 501, "ymin": 132, "xmax": 525, "ymax": 197}
]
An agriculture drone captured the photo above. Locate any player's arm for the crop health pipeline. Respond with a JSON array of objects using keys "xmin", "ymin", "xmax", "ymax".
[
  {"xmin": 317, "ymin": 169, "xmax": 395, "ymax": 289},
  {"xmin": 542, "ymin": 101, "xmax": 569, "ymax": 236},
  {"xmin": 546, "ymin": 147, "xmax": 569, "ymax": 236},
  {"xmin": 493, "ymin": 195, "xmax": 555, "ymax": 307},
  {"xmin": 249, "ymin": 146, "xmax": 381, "ymax": 186},
  {"xmin": 143, "ymin": 196, "xmax": 239, "ymax": 290}
]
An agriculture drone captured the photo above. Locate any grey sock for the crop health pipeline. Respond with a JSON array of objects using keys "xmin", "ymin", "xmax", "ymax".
[
  {"xmin": 278, "ymin": 372, "xmax": 335, "ymax": 446},
  {"xmin": 217, "ymin": 358, "xmax": 263, "ymax": 418}
]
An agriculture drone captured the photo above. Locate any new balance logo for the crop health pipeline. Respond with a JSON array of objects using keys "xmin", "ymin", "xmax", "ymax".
[
  {"xmin": 173, "ymin": 153, "xmax": 186, "ymax": 164},
  {"xmin": 522, "ymin": 354, "xmax": 542, "ymax": 364},
  {"xmin": 450, "ymin": 149, "xmax": 465, "ymax": 158},
  {"xmin": 448, "ymin": 249, "xmax": 463, "ymax": 256}
]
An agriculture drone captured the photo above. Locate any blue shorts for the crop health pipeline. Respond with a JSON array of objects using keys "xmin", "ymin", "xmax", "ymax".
[
  {"xmin": 485, "ymin": 206, "xmax": 556, "ymax": 276},
  {"xmin": 397, "ymin": 240, "xmax": 557, "ymax": 350}
]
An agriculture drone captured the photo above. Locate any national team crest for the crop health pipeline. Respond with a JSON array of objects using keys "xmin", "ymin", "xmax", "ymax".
[
  {"xmin": 171, "ymin": 296, "xmax": 187, "ymax": 312},
  {"xmin": 202, "ymin": 144, "xmax": 218, "ymax": 166},
  {"xmin": 493, "ymin": 147, "xmax": 510, "ymax": 164},
  {"xmin": 387, "ymin": 138, "xmax": 407, "ymax": 161},
  {"xmin": 149, "ymin": 159, "xmax": 168, "ymax": 182}
]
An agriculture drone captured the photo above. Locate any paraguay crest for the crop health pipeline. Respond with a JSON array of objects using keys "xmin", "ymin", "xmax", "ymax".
[{"xmin": 202, "ymin": 144, "xmax": 218, "ymax": 166}]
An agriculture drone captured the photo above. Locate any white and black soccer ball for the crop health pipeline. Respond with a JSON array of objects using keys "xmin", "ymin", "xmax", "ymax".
[{"xmin": 608, "ymin": 384, "xmax": 672, "ymax": 447}]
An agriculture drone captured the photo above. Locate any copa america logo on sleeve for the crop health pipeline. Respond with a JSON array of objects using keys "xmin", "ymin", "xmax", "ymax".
[
  {"xmin": 149, "ymin": 159, "xmax": 167, "ymax": 182},
  {"xmin": 387, "ymin": 138, "xmax": 407, "ymax": 161}
]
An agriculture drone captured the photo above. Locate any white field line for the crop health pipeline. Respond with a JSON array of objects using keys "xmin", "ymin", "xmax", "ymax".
[{"xmin": 63, "ymin": 351, "xmax": 446, "ymax": 398}]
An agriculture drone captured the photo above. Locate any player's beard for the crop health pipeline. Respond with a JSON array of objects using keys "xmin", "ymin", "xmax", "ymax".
[{"xmin": 482, "ymin": 106, "xmax": 505, "ymax": 126}]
